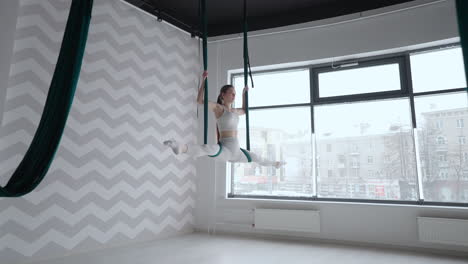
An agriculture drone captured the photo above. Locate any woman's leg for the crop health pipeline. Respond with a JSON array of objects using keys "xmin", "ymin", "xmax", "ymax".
[
  {"xmin": 247, "ymin": 151, "xmax": 285, "ymax": 168},
  {"xmin": 163, "ymin": 139, "xmax": 219, "ymax": 157},
  {"xmin": 163, "ymin": 139, "xmax": 233, "ymax": 161},
  {"xmin": 228, "ymin": 148, "xmax": 285, "ymax": 168}
]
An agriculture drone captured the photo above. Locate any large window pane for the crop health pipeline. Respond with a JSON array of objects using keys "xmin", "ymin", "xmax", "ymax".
[
  {"xmin": 410, "ymin": 47, "xmax": 466, "ymax": 93},
  {"xmin": 414, "ymin": 92, "xmax": 468, "ymax": 203},
  {"xmin": 233, "ymin": 69, "xmax": 310, "ymax": 107},
  {"xmin": 318, "ymin": 64, "xmax": 401, "ymax": 97},
  {"xmin": 315, "ymin": 99, "xmax": 417, "ymax": 200},
  {"xmin": 232, "ymin": 107, "xmax": 313, "ymax": 197}
]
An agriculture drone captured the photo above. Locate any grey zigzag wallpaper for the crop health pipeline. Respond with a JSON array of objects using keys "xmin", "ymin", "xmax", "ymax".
[{"xmin": 0, "ymin": 0, "xmax": 198, "ymax": 263}]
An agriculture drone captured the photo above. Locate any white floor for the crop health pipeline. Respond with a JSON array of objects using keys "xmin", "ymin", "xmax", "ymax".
[{"xmin": 33, "ymin": 232, "xmax": 468, "ymax": 264}]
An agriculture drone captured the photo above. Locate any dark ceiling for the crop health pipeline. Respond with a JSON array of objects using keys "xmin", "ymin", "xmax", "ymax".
[{"xmin": 124, "ymin": 0, "xmax": 416, "ymax": 37}]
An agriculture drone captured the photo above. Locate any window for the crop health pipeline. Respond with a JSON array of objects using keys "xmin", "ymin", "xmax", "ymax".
[
  {"xmin": 414, "ymin": 89, "xmax": 468, "ymax": 203},
  {"xmin": 233, "ymin": 69, "xmax": 310, "ymax": 107},
  {"xmin": 315, "ymin": 99, "xmax": 416, "ymax": 200},
  {"xmin": 316, "ymin": 60, "xmax": 403, "ymax": 98},
  {"xmin": 229, "ymin": 44, "xmax": 468, "ymax": 205},
  {"xmin": 338, "ymin": 155, "xmax": 346, "ymax": 164},
  {"xmin": 439, "ymin": 170, "xmax": 449, "ymax": 180},
  {"xmin": 231, "ymin": 70, "xmax": 313, "ymax": 197},
  {"xmin": 384, "ymin": 155, "xmax": 391, "ymax": 163},
  {"xmin": 438, "ymin": 154, "xmax": 447, "ymax": 162},
  {"xmin": 234, "ymin": 107, "xmax": 312, "ymax": 197},
  {"xmin": 459, "ymin": 136, "xmax": 466, "ymax": 145},
  {"xmin": 410, "ymin": 47, "xmax": 466, "ymax": 93},
  {"xmin": 436, "ymin": 136, "xmax": 446, "ymax": 145}
]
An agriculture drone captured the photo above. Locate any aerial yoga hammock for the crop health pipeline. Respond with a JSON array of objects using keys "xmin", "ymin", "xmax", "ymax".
[
  {"xmin": 456, "ymin": 0, "xmax": 468, "ymax": 92},
  {"xmin": 0, "ymin": 0, "xmax": 93, "ymax": 197},
  {"xmin": 164, "ymin": 0, "xmax": 284, "ymax": 168}
]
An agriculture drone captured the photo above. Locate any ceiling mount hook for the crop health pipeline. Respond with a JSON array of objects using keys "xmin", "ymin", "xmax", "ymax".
[{"xmin": 154, "ymin": 8, "xmax": 162, "ymax": 22}]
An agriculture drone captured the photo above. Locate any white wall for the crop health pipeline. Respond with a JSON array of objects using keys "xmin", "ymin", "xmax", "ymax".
[
  {"xmin": 195, "ymin": 0, "xmax": 468, "ymax": 254},
  {"xmin": 0, "ymin": 1, "xmax": 198, "ymax": 263},
  {"xmin": 0, "ymin": 0, "xmax": 19, "ymax": 127}
]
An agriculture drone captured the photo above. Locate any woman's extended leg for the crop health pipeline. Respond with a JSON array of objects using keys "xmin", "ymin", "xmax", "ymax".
[
  {"xmin": 164, "ymin": 139, "xmax": 285, "ymax": 168},
  {"xmin": 227, "ymin": 148, "xmax": 285, "ymax": 168},
  {"xmin": 163, "ymin": 139, "xmax": 238, "ymax": 162},
  {"xmin": 163, "ymin": 139, "xmax": 221, "ymax": 157},
  {"xmin": 246, "ymin": 151, "xmax": 285, "ymax": 168}
]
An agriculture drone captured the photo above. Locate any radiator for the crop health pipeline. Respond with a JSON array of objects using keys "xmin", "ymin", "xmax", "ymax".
[
  {"xmin": 254, "ymin": 209, "xmax": 320, "ymax": 233},
  {"xmin": 418, "ymin": 217, "xmax": 468, "ymax": 246}
]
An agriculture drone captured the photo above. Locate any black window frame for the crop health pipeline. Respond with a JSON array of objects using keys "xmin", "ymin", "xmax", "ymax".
[
  {"xmin": 312, "ymin": 56, "xmax": 409, "ymax": 104},
  {"xmin": 227, "ymin": 43, "xmax": 468, "ymax": 208}
]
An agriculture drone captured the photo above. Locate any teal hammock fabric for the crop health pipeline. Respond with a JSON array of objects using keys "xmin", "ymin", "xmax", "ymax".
[
  {"xmin": 201, "ymin": 0, "xmax": 209, "ymax": 145},
  {"xmin": 456, "ymin": 0, "xmax": 468, "ymax": 89},
  {"xmin": 243, "ymin": 0, "xmax": 251, "ymax": 151},
  {"xmin": 243, "ymin": 0, "xmax": 254, "ymax": 151},
  {"xmin": 0, "ymin": 0, "xmax": 93, "ymax": 197}
]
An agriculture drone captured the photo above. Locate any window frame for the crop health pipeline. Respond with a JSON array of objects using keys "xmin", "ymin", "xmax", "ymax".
[
  {"xmin": 227, "ymin": 43, "xmax": 468, "ymax": 208},
  {"xmin": 312, "ymin": 56, "xmax": 409, "ymax": 104}
]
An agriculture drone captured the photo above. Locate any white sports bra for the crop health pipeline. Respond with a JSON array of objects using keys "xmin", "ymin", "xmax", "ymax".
[{"xmin": 216, "ymin": 106, "xmax": 239, "ymax": 132}]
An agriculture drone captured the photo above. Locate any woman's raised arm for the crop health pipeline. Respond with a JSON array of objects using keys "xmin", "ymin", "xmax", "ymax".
[
  {"xmin": 196, "ymin": 71, "xmax": 208, "ymax": 105},
  {"xmin": 196, "ymin": 71, "xmax": 220, "ymax": 112},
  {"xmin": 236, "ymin": 86, "xmax": 249, "ymax": 115}
]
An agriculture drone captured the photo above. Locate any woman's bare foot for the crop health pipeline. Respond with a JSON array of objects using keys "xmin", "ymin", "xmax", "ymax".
[
  {"xmin": 275, "ymin": 161, "xmax": 286, "ymax": 169},
  {"xmin": 163, "ymin": 139, "xmax": 187, "ymax": 154}
]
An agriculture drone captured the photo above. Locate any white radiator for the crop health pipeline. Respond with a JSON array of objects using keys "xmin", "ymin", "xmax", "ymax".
[
  {"xmin": 254, "ymin": 209, "xmax": 320, "ymax": 233},
  {"xmin": 418, "ymin": 217, "xmax": 468, "ymax": 246}
]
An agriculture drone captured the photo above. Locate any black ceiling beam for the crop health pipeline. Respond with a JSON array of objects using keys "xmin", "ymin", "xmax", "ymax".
[
  {"xmin": 124, "ymin": 0, "xmax": 416, "ymax": 38},
  {"xmin": 123, "ymin": 0, "xmax": 200, "ymax": 37},
  {"xmin": 207, "ymin": 0, "xmax": 415, "ymax": 37}
]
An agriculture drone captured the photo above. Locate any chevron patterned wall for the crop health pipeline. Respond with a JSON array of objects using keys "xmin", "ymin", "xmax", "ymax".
[{"xmin": 0, "ymin": 0, "xmax": 199, "ymax": 263}]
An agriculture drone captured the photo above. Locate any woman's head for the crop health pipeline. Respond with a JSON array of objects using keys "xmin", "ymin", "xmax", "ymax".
[{"xmin": 217, "ymin": 85, "xmax": 236, "ymax": 105}]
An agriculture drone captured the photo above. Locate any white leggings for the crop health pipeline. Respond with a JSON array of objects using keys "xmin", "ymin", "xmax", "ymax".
[{"xmin": 186, "ymin": 137, "xmax": 279, "ymax": 167}]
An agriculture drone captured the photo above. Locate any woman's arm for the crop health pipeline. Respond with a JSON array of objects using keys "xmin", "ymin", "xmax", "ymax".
[
  {"xmin": 196, "ymin": 71, "xmax": 208, "ymax": 104},
  {"xmin": 197, "ymin": 71, "xmax": 221, "ymax": 112},
  {"xmin": 236, "ymin": 86, "xmax": 249, "ymax": 115}
]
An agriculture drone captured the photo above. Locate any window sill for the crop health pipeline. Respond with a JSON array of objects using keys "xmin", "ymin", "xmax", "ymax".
[{"xmin": 225, "ymin": 194, "xmax": 468, "ymax": 209}]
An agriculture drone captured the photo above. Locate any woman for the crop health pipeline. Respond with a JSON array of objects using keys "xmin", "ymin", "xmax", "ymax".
[{"xmin": 164, "ymin": 71, "xmax": 285, "ymax": 168}]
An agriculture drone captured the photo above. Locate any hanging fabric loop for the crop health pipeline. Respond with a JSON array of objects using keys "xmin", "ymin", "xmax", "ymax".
[
  {"xmin": 0, "ymin": 0, "xmax": 93, "ymax": 197},
  {"xmin": 243, "ymin": 0, "xmax": 252, "ymax": 151},
  {"xmin": 201, "ymin": 0, "xmax": 209, "ymax": 145},
  {"xmin": 456, "ymin": 0, "xmax": 468, "ymax": 93}
]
